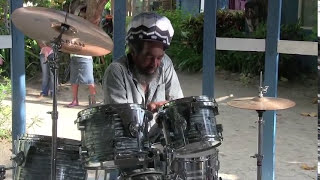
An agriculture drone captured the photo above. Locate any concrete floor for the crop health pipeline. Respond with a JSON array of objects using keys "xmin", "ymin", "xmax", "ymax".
[{"xmin": 0, "ymin": 71, "xmax": 317, "ymax": 180}]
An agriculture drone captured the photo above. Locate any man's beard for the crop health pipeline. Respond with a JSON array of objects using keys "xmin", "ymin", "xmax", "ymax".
[{"xmin": 132, "ymin": 65, "xmax": 159, "ymax": 85}]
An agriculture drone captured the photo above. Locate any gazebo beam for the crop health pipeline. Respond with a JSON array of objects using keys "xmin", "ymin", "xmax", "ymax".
[
  {"xmin": 113, "ymin": 0, "xmax": 126, "ymax": 61},
  {"xmin": 263, "ymin": 0, "xmax": 282, "ymax": 179},
  {"xmin": 10, "ymin": 0, "xmax": 25, "ymax": 145},
  {"xmin": 202, "ymin": 0, "xmax": 217, "ymax": 98}
]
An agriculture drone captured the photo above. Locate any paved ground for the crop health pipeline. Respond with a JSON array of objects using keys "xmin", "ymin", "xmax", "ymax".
[{"xmin": 0, "ymin": 71, "xmax": 317, "ymax": 180}]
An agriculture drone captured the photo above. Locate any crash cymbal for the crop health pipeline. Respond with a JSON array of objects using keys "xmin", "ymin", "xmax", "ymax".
[
  {"xmin": 12, "ymin": 7, "xmax": 113, "ymax": 56},
  {"xmin": 227, "ymin": 96, "xmax": 296, "ymax": 111}
]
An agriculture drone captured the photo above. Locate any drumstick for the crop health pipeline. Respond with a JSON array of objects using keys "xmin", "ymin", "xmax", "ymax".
[{"xmin": 215, "ymin": 94, "xmax": 234, "ymax": 102}]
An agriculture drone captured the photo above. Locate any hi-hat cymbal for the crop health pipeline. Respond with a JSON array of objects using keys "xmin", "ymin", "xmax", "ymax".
[
  {"xmin": 227, "ymin": 96, "xmax": 296, "ymax": 111},
  {"xmin": 12, "ymin": 7, "xmax": 113, "ymax": 56}
]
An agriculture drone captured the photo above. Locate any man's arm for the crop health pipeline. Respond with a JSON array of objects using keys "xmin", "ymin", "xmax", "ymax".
[
  {"xmin": 103, "ymin": 63, "xmax": 128, "ymax": 104},
  {"xmin": 164, "ymin": 55, "xmax": 184, "ymax": 100}
]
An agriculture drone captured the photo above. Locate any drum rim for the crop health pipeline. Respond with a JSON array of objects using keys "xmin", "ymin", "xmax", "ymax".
[
  {"xmin": 162, "ymin": 95, "xmax": 218, "ymax": 108},
  {"xmin": 77, "ymin": 103, "xmax": 145, "ymax": 117},
  {"xmin": 173, "ymin": 141, "xmax": 222, "ymax": 158},
  {"xmin": 18, "ymin": 134, "xmax": 81, "ymax": 147},
  {"xmin": 122, "ymin": 168, "xmax": 163, "ymax": 177}
]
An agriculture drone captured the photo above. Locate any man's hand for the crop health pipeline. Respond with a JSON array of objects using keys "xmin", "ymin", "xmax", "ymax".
[{"xmin": 147, "ymin": 101, "xmax": 168, "ymax": 113}]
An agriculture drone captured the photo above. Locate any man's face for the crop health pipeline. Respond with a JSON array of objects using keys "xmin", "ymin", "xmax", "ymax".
[{"xmin": 134, "ymin": 41, "xmax": 164, "ymax": 75}]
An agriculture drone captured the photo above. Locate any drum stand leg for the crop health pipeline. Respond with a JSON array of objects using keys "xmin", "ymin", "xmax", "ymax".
[
  {"xmin": 104, "ymin": 170, "xmax": 108, "ymax": 180},
  {"xmin": 251, "ymin": 110, "xmax": 265, "ymax": 180},
  {"xmin": 95, "ymin": 169, "xmax": 98, "ymax": 180}
]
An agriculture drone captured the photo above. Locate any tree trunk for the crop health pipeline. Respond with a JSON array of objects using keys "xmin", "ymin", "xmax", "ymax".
[
  {"xmin": 132, "ymin": 0, "xmax": 136, "ymax": 16},
  {"xmin": 4, "ymin": 0, "xmax": 9, "ymax": 34},
  {"xmin": 86, "ymin": 0, "xmax": 108, "ymax": 26},
  {"xmin": 147, "ymin": 0, "xmax": 150, "ymax": 12},
  {"xmin": 63, "ymin": 0, "xmax": 108, "ymax": 26}
]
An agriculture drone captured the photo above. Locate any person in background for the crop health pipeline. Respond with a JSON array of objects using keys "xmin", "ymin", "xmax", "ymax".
[
  {"xmin": 67, "ymin": 54, "xmax": 96, "ymax": 107},
  {"xmin": 0, "ymin": 55, "xmax": 4, "ymax": 66},
  {"xmin": 38, "ymin": 42, "xmax": 54, "ymax": 98},
  {"xmin": 66, "ymin": 5, "xmax": 96, "ymax": 107}
]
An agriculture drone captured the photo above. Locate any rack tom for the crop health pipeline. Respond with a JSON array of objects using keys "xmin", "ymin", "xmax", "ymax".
[
  {"xmin": 75, "ymin": 103, "xmax": 153, "ymax": 169},
  {"xmin": 157, "ymin": 96, "xmax": 222, "ymax": 157}
]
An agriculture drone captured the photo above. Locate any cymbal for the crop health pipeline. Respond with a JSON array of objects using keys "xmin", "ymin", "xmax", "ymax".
[
  {"xmin": 227, "ymin": 96, "xmax": 296, "ymax": 111},
  {"xmin": 12, "ymin": 7, "xmax": 113, "ymax": 56}
]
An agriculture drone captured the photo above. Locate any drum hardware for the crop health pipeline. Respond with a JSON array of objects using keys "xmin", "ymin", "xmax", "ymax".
[
  {"xmin": 216, "ymin": 124, "xmax": 223, "ymax": 141},
  {"xmin": 45, "ymin": 22, "xmax": 65, "ymax": 180},
  {"xmin": 155, "ymin": 111, "xmax": 171, "ymax": 146},
  {"xmin": 227, "ymin": 72, "xmax": 295, "ymax": 180},
  {"xmin": 85, "ymin": 166, "xmax": 117, "ymax": 180},
  {"xmin": 10, "ymin": 151, "xmax": 25, "ymax": 166},
  {"xmin": 88, "ymin": 95, "xmax": 97, "ymax": 107},
  {"xmin": 11, "ymin": 6, "xmax": 113, "ymax": 177},
  {"xmin": 11, "ymin": 6, "xmax": 113, "ymax": 179},
  {"xmin": 0, "ymin": 165, "xmax": 14, "ymax": 180}
]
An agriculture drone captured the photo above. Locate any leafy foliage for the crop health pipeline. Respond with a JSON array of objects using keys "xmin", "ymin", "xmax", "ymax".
[
  {"xmin": 93, "ymin": 54, "xmax": 112, "ymax": 85},
  {"xmin": 158, "ymin": 9, "xmax": 316, "ymax": 80},
  {"xmin": 0, "ymin": 0, "xmax": 111, "ymax": 84},
  {"xmin": 0, "ymin": 70, "xmax": 12, "ymax": 139}
]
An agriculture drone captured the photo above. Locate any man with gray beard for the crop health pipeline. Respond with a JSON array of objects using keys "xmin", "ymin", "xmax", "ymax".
[{"xmin": 103, "ymin": 12, "xmax": 183, "ymax": 112}]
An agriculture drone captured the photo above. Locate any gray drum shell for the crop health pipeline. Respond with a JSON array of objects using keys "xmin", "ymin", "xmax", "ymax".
[
  {"xmin": 161, "ymin": 96, "xmax": 221, "ymax": 155},
  {"xmin": 14, "ymin": 134, "xmax": 86, "ymax": 180},
  {"xmin": 76, "ymin": 104, "xmax": 151, "ymax": 168},
  {"xmin": 170, "ymin": 149, "xmax": 220, "ymax": 180}
]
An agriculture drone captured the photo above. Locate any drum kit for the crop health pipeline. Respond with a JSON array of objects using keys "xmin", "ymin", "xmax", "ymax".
[{"xmin": 0, "ymin": 6, "xmax": 296, "ymax": 180}]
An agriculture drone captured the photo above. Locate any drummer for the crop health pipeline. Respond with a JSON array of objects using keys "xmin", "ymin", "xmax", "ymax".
[{"xmin": 103, "ymin": 12, "xmax": 183, "ymax": 112}]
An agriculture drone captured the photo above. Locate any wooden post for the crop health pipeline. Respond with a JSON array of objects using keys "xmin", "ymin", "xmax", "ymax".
[
  {"xmin": 132, "ymin": 0, "xmax": 136, "ymax": 16},
  {"xmin": 147, "ymin": 0, "xmax": 150, "ymax": 11},
  {"xmin": 262, "ymin": 0, "xmax": 282, "ymax": 179},
  {"xmin": 10, "ymin": 0, "xmax": 26, "ymax": 145},
  {"xmin": 142, "ymin": 0, "xmax": 145, "ymax": 11},
  {"xmin": 113, "ymin": 0, "xmax": 126, "ymax": 61},
  {"xmin": 202, "ymin": 0, "xmax": 217, "ymax": 98}
]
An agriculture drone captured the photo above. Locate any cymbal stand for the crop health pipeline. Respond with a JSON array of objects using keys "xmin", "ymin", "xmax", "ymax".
[
  {"xmin": 47, "ymin": 21, "xmax": 69, "ymax": 180},
  {"xmin": 251, "ymin": 110, "xmax": 265, "ymax": 180},
  {"xmin": 251, "ymin": 72, "xmax": 268, "ymax": 180}
]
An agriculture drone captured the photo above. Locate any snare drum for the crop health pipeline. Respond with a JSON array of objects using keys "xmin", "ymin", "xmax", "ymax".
[
  {"xmin": 157, "ymin": 96, "xmax": 221, "ymax": 157},
  {"xmin": 14, "ymin": 134, "xmax": 86, "ymax": 180},
  {"xmin": 75, "ymin": 103, "xmax": 153, "ymax": 169}
]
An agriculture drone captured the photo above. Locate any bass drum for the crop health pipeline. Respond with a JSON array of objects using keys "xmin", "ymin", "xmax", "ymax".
[{"xmin": 14, "ymin": 134, "xmax": 86, "ymax": 180}]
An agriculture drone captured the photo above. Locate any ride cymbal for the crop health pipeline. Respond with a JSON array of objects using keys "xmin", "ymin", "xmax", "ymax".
[
  {"xmin": 12, "ymin": 7, "xmax": 113, "ymax": 56},
  {"xmin": 227, "ymin": 96, "xmax": 296, "ymax": 111}
]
